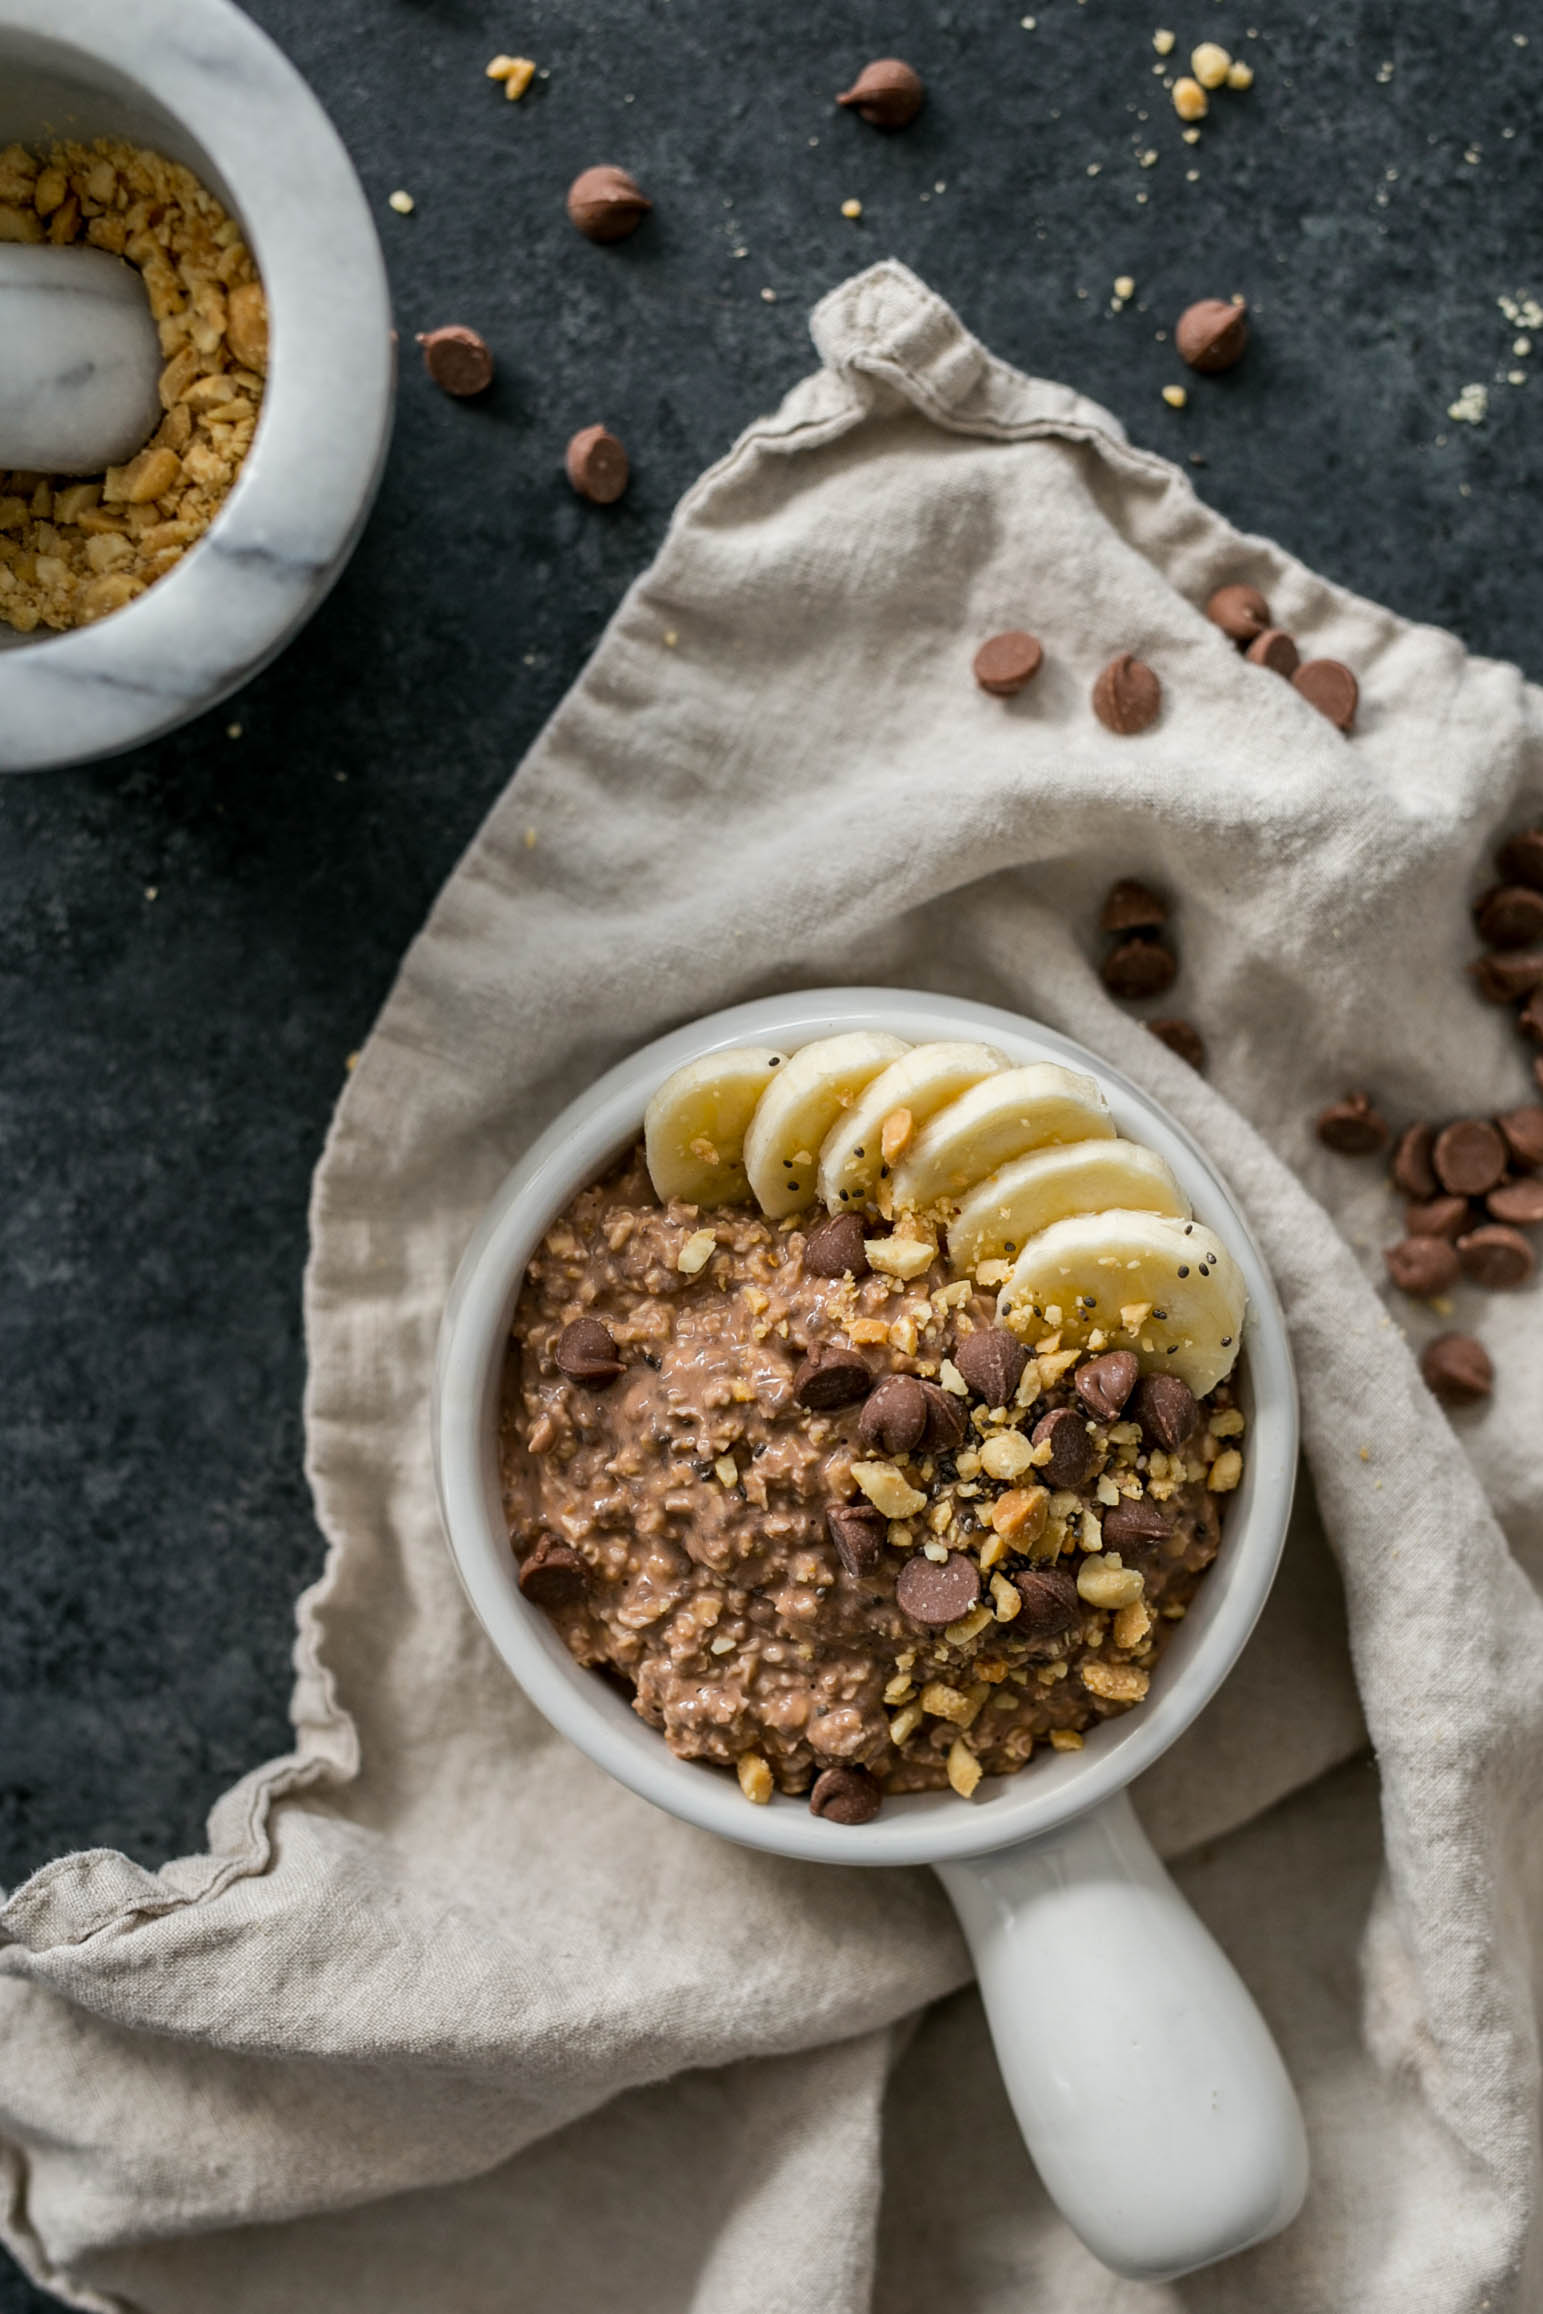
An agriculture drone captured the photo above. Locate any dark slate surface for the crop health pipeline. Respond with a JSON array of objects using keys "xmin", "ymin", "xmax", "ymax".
[{"xmin": 1, "ymin": 0, "xmax": 1538, "ymax": 2302}]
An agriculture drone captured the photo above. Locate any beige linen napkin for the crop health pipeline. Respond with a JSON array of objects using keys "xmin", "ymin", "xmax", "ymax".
[{"xmin": 3, "ymin": 261, "xmax": 1542, "ymax": 2314}]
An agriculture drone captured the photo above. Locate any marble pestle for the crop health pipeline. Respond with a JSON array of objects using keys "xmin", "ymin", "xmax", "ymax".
[{"xmin": 0, "ymin": 243, "xmax": 163, "ymax": 475}]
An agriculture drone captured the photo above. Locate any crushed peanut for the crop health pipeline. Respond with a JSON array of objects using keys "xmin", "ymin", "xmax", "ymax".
[
  {"xmin": 852, "ymin": 1460, "xmax": 928, "ymax": 1519},
  {"xmin": 737, "ymin": 1753, "xmax": 774, "ymax": 1804},
  {"xmin": 677, "ymin": 1228, "xmax": 718, "ymax": 1275},
  {"xmin": 1077, "ymin": 1555, "xmax": 1145, "ymax": 1609},
  {"xmin": 1171, "ymin": 77, "xmax": 1208, "ymax": 121},
  {"xmin": 865, "ymin": 1233, "xmax": 935, "ymax": 1281},
  {"xmin": 979, "ymin": 1429, "xmax": 1036, "ymax": 1481},
  {"xmin": 1208, "ymin": 1446, "xmax": 1244, "ymax": 1492},
  {"xmin": 1082, "ymin": 1659, "xmax": 1151, "ymax": 1703},
  {"xmin": 1190, "ymin": 41, "xmax": 1232, "ymax": 87},
  {"xmin": 946, "ymin": 1738, "xmax": 983, "ymax": 1798}
]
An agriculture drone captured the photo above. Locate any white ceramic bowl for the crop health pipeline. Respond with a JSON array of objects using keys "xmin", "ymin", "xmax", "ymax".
[
  {"xmin": 434, "ymin": 989, "xmax": 1309, "ymax": 2279},
  {"xmin": 0, "ymin": 0, "xmax": 394, "ymax": 772}
]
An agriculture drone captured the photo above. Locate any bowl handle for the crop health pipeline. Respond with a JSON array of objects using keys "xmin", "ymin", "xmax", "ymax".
[{"xmin": 935, "ymin": 1786, "xmax": 1307, "ymax": 2280}]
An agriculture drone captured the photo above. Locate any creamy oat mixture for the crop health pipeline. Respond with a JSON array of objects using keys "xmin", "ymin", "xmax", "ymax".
[{"xmin": 499, "ymin": 1147, "xmax": 1243, "ymax": 1817}]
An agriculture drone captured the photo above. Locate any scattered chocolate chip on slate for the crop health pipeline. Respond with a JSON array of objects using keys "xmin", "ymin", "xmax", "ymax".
[
  {"xmin": 896, "ymin": 1551, "xmax": 981, "ymax": 1628},
  {"xmin": 1420, "ymin": 1331, "xmax": 1494, "ymax": 1407},
  {"xmin": 836, "ymin": 56, "xmax": 925, "ymax": 127},
  {"xmin": 565, "ymin": 424, "xmax": 629, "ymax": 503},
  {"xmin": 1487, "ymin": 1176, "xmax": 1543, "ymax": 1226},
  {"xmin": 1031, "ymin": 1404, "xmax": 1095, "ymax": 1487},
  {"xmin": 1456, "ymin": 1224, "xmax": 1536, "ymax": 1289},
  {"xmin": 1244, "ymin": 626, "xmax": 1300, "ymax": 676},
  {"xmin": 416, "ymin": 325, "xmax": 494, "ymax": 396},
  {"xmin": 1384, "ymin": 1236, "xmax": 1460, "ymax": 1296},
  {"xmin": 1497, "ymin": 1106, "xmax": 1543, "ymax": 1170},
  {"xmin": 857, "ymin": 1373, "xmax": 930, "ymax": 1455},
  {"xmin": 1147, "ymin": 1016, "xmax": 1207, "ymax": 1070},
  {"xmin": 1131, "ymin": 1371, "xmax": 1200, "ymax": 1450},
  {"xmin": 1469, "ymin": 950, "xmax": 1543, "ymax": 1003},
  {"xmin": 1474, "ymin": 885, "xmax": 1543, "ymax": 949},
  {"xmin": 809, "ymin": 1765, "xmax": 882, "ymax": 1823},
  {"xmin": 518, "ymin": 1534, "xmax": 589, "ymax": 1605},
  {"xmin": 1291, "ymin": 658, "xmax": 1358, "ymax": 731},
  {"xmin": 918, "ymin": 1379, "xmax": 969, "ymax": 1451},
  {"xmin": 1175, "ymin": 297, "xmax": 1249, "ymax": 372},
  {"xmin": 1103, "ymin": 938, "xmax": 1178, "ymax": 999},
  {"xmin": 1011, "ymin": 1566, "xmax": 1083, "ymax": 1638},
  {"xmin": 1404, "ymin": 1194, "xmax": 1472, "ymax": 1241},
  {"xmin": 1497, "ymin": 828, "xmax": 1543, "ymax": 892},
  {"xmin": 1390, "ymin": 1123, "xmax": 1438, "ymax": 1200},
  {"xmin": 1075, "ymin": 1348, "xmax": 1140, "ymax": 1420},
  {"xmin": 1316, "ymin": 1092, "xmax": 1390, "ymax": 1155},
  {"xmin": 792, "ymin": 1342, "xmax": 873, "ymax": 1409},
  {"xmin": 953, "ymin": 1326, "xmax": 1029, "ymax": 1406},
  {"xmin": 1100, "ymin": 1498, "xmax": 1174, "ymax": 1553},
  {"xmin": 1204, "ymin": 582, "xmax": 1270, "ymax": 642},
  {"xmin": 1100, "ymin": 877, "xmax": 1169, "ymax": 934},
  {"xmin": 1432, "ymin": 1118, "xmax": 1508, "ymax": 1197},
  {"xmin": 566, "ymin": 164, "xmax": 651, "ymax": 241},
  {"xmin": 826, "ymin": 1501, "xmax": 888, "ymax": 1578},
  {"xmin": 973, "ymin": 630, "xmax": 1044, "ymax": 695},
  {"xmin": 555, "ymin": 1315, "xmax": 625, "ymax": 1385},
  {"xmin": 803, "ymin": 1211, "xmax": 870, "ymax": 1278},
  {"xmin": 1092, "ymin": 652, "xmax": 1162, "ymax": 734}
]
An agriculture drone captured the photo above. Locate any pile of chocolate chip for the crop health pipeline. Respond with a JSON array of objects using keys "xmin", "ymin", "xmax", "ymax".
[
  {"xmin": 1203, "ymin": 583, "xmax": 1358, "ymax": 731},
  {"xmin": 1095, "ymin": 877, "xmax": 1206, "ymax": 1072},
  {"xmin": 1468, "ymin": 821, "xmax": 1543, "ymax": 1089}
]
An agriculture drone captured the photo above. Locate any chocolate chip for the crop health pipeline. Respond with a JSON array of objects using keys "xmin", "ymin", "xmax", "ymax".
[
  {"xmin": 1432, "ymin": 1118, "xmax": 1508, "ymax": 1197},
  {"xmin": 857, "ymin": 1373, "xmax": 930, "ymax": 1455},
  {"xmin": 1131, "ymin": 1372, "xmax": 1200, "ymax": 1451},
  {"xmin": 1244, "ymin": 627, "xmax": 1300, "ymax": 677},
  {"xmin": 1470, "ymin": 949, "xmax": 1543, "ymax": 1003},
  {"xmin": 565, "ymin": 424, "xmax": 629, "ymax": 504},
  {"xmin": 1100, "ymin": 1498, "xmax": 1174, "ymax": 1554},
  {"xmin": 555, "ymin": 1315, "xmax": 624, "ymax": 1386},
  {"xmin": 518, "ymin": 1534, "xmax": 589, "ymax": 1606},
  {"xmin": 1456, "ymin": 1224, "xmax": 1536, "ymax": 1290},
  {"xmin": 1497, "ymin": 828, "xmax": 1543, "ymax": 892},
  {"xmin": 1031, "ymin": 1405, "xmax": 1095, "ymax": 1488},
  {"xmin": 1092, "ymin": 652, "xmax": 1162, "ymax": 735},
  {"xmin": 1487, "ymin": 1176, "xmax": 1543, "ymax": 1225},
  {"xmin": 1204, "ymin": 582, "xmax": 1270, "ymax": 641},
  {"xmin": 1148, "ymin": 1016, "xmax": 1206, "ymax": 1070},
  {"xmin": 803, "ymin": 1211, "xmax": 870, "ymax": 1278},
  {"xmin": 1390, "ymin": 1123, "xmax": 1438, "ymax": 1200},
  {"xmin": 1497, "ymin": 1106, "xmax": 1543, "ymax": 1171},
  {"xmin": 1521, "ymin": 989, "xmax": 1543, "ymax": 1048},
  {"xmin": 1315, "ymin": 1092, "xmax": 1390, "ymax": 1155},
  {"xmin": 836, "ymin": 57, "xmax": 924, "ymax": 127},
  {"xmin": 1420, "ymin": 1331, "xmax": 1494, "ymax": 1407},
  {"xmin": 1383, "ymin": 1236, "xmax": 1460, "ymax": 1296},
  {"xmin": 973, "ymin": 630, "xmax": 1044, "ymax": 695},
  {"xmin": 1075, "ymin": 1349, "xmax": 1140, "ymax": 1420},
  {"xmin": 1100, "ymin": 877, "xmax": 1169, "ymax": 934},
  {"xmin": 1176, "ymin": 297, "xmax": 1250, "ymax": 371},
  {"xmin": 953, "ymin": 1327, "xmax": 1029, "ymax": 1407},
  {"xmin": 826, "ymin": 1501, "xmax": 887, "ymax": 1577},
  {"xmin": 566, "ymin": 164, "xmax": 651, "ymax": 242},
  {"xmin": 1404, "ymin": 1194, "xmax": 1472, "ymax": 1241},
  {"xmin": 895, "ymin": 1551, "xmax": 981, "ymax": 1628},
  {"xmin": 1102, "ymin": 938, "xmax": 1178, "ymax": 999},
  {"xmin": 1011, "ymin": 1566, "xmax": 1082, "ymax": 1639},
  {"xmin": 1474, "ymin": 884, "xmax": 1543, "ymax": 949},
  {"xmin": 416, "ymin": 325, "xmax": 494, "ymax": 396},
  {"xmin": 1291, "ymin": 658, "xmax": 1357, "ymax": 731},
  {"xmin": 808, "ymin": 1765, "xmax": 882, "ymax": 1823},
  {"xmin": 792, "ymin": 1343, "xmax": 873, "ymax": 1410},
  {"xmin": 918, "ymin": 1380, "xmax": 969, "ymax": 1451}
]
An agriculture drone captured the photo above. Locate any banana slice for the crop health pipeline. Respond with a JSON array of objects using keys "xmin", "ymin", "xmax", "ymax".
[
  {"xmin": 948, "ymin": 1138, "xmax": 1191, "ymax": 1271},
  {"xmin": 996, "ymin": 1209, "xmax": 1246, "ymax": 1397},
  {"xmin": 889, "ymin": 1063, "xmax": 1115, "ymax": 1211},
  {"xmin": 817, "ymin": 1041, "xmax": 1008, "ymax": 1214},
  {"xmin": 743, "ymin": 1031, "xmax": 909, "ymax": 1218},
  {"xmin": 644, "ymin": 1046, "xmax": 790, "ymax": 1205}
]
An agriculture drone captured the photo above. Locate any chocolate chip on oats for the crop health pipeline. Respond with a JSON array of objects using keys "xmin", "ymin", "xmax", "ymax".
[
  {"xmin": 1497, "ymin": 1105, "xmax": 1543, "ymax": 1171},
  {"xmin": 1469, "ymin": 950, "xmax": 1543, "ymax": 1004},
  {"xmin": 857, "ymin": 1373, "xmax": 931, "ymax": 1455},
  {"xmin": 803, "ymin": 1210, "xmax": 870, "ymax": 1278},
  {"xmin": 826, "ymin": 1500, "xmax": 888, "ymax": 1578},
  {"xmin": 555, "ymin": 1315, "xmax": 625, "ymax": 1386},
  {"xmin": 416, "ymin": 324, "xmax": 494, "ymax": 396},
  {"xmin": 518, "ymin": 1534, "xmax": 589, "ymax": 1606},
  {"xmin": 1131, "ymin": 1371, "xmax": 1200, "ymax": 1451},
  {"xmin": 567, "ymin": 164, "xmax": 651, "ymax": 241},
  {"xmin": 1384, "ymin": 1235, "xmax": 1460, "ymax": 1296},
  {"xmin": 1075, "ymin": 1348, "xmax": 1140, "ymax": 1420},
  {"xmin": 1432, "ymin": 1118, "xmax": 1508, "ymax": 1197},
  {"xmin": 1092, "ymin": 652, "xmax": 1162, "ymax": 735},
  {"xmin": 792, "ymin": 1343, "xmax": 873, "ymax": 1410},
  {"xmin": 808, "ymin": 1765, "xmax": 882, "ymax": 1823},
  {"xmin": 1100, "ymin": 877, "xmax": 1169, "ymax": 934},
  {"xmin": 1487, "ymin": 1176, "xmax": 1543, "ymax": 1226},
  {"xmin": 1031, "ymin": 1405, "xmax": 1095, "ymax": 1488},
  {"xmin": 1176, "ymin": 297, "xmax": 1249, "ymax": 372},
  {"xmin": 1405, "ymin": 1194, "xmax": 1472, "ymax": 1241},
  {"xmin": 1315, "ymin": 1092, "xmax": 1390, "ymax": 1156},
  {"xmin": 1474, "ymin": 885, "xmax": 1543, "ymax": 949},
  {"xmin": 836, "ymin": 57, "xmax": 925, "ymax": 128},
  {"xmin": 1420, "ymin": 1331, "xmax": 1494, "ymax": 1407},
  {"xmin": 973, "ymin": 630, "xmax": 1044, "ymax": 695},
  {"xmin": 896, "ymin": 1551, "xmax": 981, "ymax": 1629},
  {"xmin": 1456, "ymin": 1224, "xmax": 1536, "ymax": 1290},
  {"xmin": 1148, "ymin": 1016, "xmax": 1207, "ymax": 1070},
  {"xmin": 953, "ymin": 1326, "xmax": 1029, "ymax": 1407},
  {"xmin": 1497, "ymin": 828, "xmax": 1543, "ymax": 892},
  {"xmin": 1291, "ymin": 658, "xmax": 1357, "ymax": 731},
  {"xmin": 565, "ymin": 424, "xmax": 629, "ymax": 504},
  {"xmin": 918, "ymin": 1379, "xmax": 969, "ymax": 1451},
  {"xmin": 1100, "ymin": 1498, "xmax": 1175, "ymax": 1554},
  {"xmin": 1011, "ymin": 1566, "xmax": 1082, "ymax": 1639},
  {"xmin": 1204, "ymin": 582, "xmax": 1270, "ymax": 642},
  {"xmin": 1390, "ymin": 1122, "xmax": 1438, "ymax": 1200},
  {"xmin": 1102, "ymin": 938, "xmax": 1178, "ymax": 999},
  {"xmin": 1244, "ymin": 626, "xmax": 1300, "ymax": 677}
]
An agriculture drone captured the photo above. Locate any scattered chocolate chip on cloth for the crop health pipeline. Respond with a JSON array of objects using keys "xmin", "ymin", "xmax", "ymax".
[{"xmin": 3, "ymin": 262, "xmax": 1542, "ymax": 2314}]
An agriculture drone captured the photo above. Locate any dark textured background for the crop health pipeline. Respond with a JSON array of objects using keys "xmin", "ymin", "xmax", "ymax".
[{"xmin": 2, "ymin": 0, "xmax": 1539, "ymax": 2302}]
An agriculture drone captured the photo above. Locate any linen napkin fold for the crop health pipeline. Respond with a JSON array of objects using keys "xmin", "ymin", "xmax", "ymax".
[{"xmin": 3, "ymin": 260, "xmax": 1541, "ymax": 2314}]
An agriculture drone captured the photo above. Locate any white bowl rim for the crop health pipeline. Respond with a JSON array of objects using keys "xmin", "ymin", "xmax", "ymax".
[{"xmin": 433, "ymin": 988, "xmax": 1299, "ymax": 1868}]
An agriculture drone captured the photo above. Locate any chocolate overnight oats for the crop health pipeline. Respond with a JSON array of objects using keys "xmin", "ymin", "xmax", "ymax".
[{"xmin": 497, "ymin": 1034, "xmax": 1250, "ymax": 1821}]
